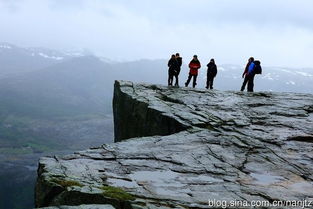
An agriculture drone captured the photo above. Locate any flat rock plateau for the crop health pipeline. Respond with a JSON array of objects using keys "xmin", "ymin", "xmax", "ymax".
[{"xmin": 36, "ymin": 81, "xmax": 313, "ymax": 209}]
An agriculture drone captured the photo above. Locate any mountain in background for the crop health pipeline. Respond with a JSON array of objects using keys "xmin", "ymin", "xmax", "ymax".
[
  {"xmin": 0, "ymin": 43, "xmax": 312, "ymax": 209},
  {"xmin": 0, "ymin": 42, "xmax": 88, "ymax": 78}
]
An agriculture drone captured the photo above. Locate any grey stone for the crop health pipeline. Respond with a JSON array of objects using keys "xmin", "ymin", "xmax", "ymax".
[{"xmin": 36, "ymin": 81, "xmax": 313, "ymax": 209}]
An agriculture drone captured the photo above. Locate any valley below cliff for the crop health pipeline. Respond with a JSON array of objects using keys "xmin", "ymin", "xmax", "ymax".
[{"xmin": 0, "ymin": 115, "xmax": 113, "ymax": 209}]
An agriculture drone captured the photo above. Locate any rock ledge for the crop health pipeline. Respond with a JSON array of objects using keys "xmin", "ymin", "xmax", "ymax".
[{"xmin": 36, "ymin": 80, "xmax": 313, "ymax": 209}]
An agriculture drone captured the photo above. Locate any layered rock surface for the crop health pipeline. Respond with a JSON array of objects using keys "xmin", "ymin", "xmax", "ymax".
[{"xmin": 36, "ymin": 81, "xmax": 313, "ymax": 209}]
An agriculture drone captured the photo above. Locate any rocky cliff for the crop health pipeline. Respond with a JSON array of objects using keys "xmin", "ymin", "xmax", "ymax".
[{"xmin": 36, "ymin": 81, "xmax": 313, "ymax": 209}]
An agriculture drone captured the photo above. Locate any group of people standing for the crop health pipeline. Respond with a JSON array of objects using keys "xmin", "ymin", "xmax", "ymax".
[{"xmin": 167, "ymin": 54, "xmax": 261, "ymax": 92}]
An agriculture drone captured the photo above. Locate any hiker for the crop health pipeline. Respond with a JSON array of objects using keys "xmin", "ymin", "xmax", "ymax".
[
  {"xmin": 206, "ymin": 58, "xmax": 217, "ymax": 89},
  {"xmin": 168, "ymin": 54, "xmax": 178, "ymax": 86},
  {"xmin": 185, "ymin": 55, "xmax": 201, "ymax": 88},
  {"xmin": 174, "ymin": 53, "xmax": 182, "ymax": 87},
  {"xmin": 241, "ymin": 57, "xmax": 262, "ymax": 92},
  {"xmin": 241, "ymin": 57, "xmax": 254, "ymax": 92}
]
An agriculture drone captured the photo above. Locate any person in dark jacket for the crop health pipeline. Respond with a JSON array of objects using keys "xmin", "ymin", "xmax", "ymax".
[
  {"xmin": 174, "ymin": 53, "xmax": 182, "ymax": 87},
  {"xmin": 168, "ymin": 54, "xmax": 178, "ymax": 86},
  {"xmin": 185, "ymin": 55, "xmax": 201, "ymax": 88},
  {"xmin": 206, "ymin": 58, "xmax": 217, "ymax": 89},
  {"xmin": 241, "ymin": 57, "xmax": 255, "ymax": 92}
]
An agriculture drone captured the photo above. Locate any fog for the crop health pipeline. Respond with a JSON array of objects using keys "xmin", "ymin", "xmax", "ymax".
[{"xmin": 1, "ymin": 0, "xmax": 313, "ymax": 67}]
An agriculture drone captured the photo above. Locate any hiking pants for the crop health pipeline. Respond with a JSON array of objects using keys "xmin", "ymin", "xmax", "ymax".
[
  {"xmin": 168, "ymin": 70, "xmax": 175, "ymax": 86},
  {"xmin": 247, "ymin": 74, "xmax": 255, "ymax": 92},
  {"xmin": 206, "ymin": 75, "xmax": 215, "ymax": 89},
  {"xmin": 186, "ymin": 73, "xmax": 198, "ymax": 88},
  {"xmin": 174, "ymin": 68, "xmax": 181, "ymax": 86},
  {"xmin": 241, "ymin": 74, "xmax": 255, "ymax": 92}
]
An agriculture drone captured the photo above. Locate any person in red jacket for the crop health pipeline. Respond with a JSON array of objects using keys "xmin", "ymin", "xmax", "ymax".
[{"xmin": 185, "ymin": 55, "xmax": 201, "ymax": 88}]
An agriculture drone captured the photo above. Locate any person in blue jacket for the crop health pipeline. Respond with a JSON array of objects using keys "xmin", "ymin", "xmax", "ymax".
[{"xmin": 241, "ymin": 57, "xmax": 255, "ymax": 92}]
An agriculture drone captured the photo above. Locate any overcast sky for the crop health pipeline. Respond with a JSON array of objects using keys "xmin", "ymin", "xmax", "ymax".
[{"xmin": 1, "ymin": 0, "xmax": 313, "ymax": 67}]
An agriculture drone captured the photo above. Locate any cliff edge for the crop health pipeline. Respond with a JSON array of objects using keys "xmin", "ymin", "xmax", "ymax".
[{"xmin": 36, "ymin": 80, "xmax": 313, "ymax": 209}]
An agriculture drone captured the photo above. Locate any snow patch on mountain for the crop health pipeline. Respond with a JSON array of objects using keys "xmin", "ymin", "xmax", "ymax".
[
  {"xmin": 0, "ymin": 45, "xmax": 12, "ymax": 49},
  {"xmin": 38, "ymin": 53, "xmax": 64, "ymax": 60},
  {"xmin": 262, "ymin": 73, "xmax": 275, "ymax": 80},
  {"xmin": 286, "ymin": 81, "xmax": 296, "ymax": 85},
  {"xmin": 218, "ymin": 67, "xmax": 227, "ymax": 72},
  {"xmin": 63, "ymin": 52, "xmax": 84, "ymax": 57},
  {"xmin": 295, "ymin": 71, "xmax": 313, "ymax": 77},
  {"xmin": 277, "ymin": 68, "xmax": 295, "ymax": 74},
  {"xmin": 99, "ymin": 57, "xmax": 119, "ymax": 64}
]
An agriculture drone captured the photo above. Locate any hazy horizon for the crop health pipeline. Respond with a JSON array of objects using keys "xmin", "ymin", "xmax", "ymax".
[{"xmin": 1, "ymin": 0, "xmax": 313, "ymax": 68}]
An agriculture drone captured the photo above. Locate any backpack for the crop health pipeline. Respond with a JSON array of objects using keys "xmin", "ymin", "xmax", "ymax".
[{"xmin": 254, "ymin": 60, "xmax": 262, "ymax": 74}]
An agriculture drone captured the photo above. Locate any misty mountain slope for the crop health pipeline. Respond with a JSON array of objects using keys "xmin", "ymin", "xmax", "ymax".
[
  {"xmin": 258, "ymin": 67, "xmax": 313, "ymax": 93},
  {"xmin": 0, "ymin": 55, "xmax": 116, "ymax": 162},
  {"xmin": 0, "ymin": 55, "xmax": 114, "ymax": 118},
  {"xmin": 0, "ymin": 56, "xmax": 171, "ymax": 157},
  {"xmin": 0, "ymin": 55, "xmax": 166, "ymax": 160},
  {"xmin": 0, "ymin": 43, "xmax": 83, "ymax": 78},
  {"xmin": 0, "ymin": 56, "xmax": 170, "ymax": 119}
]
